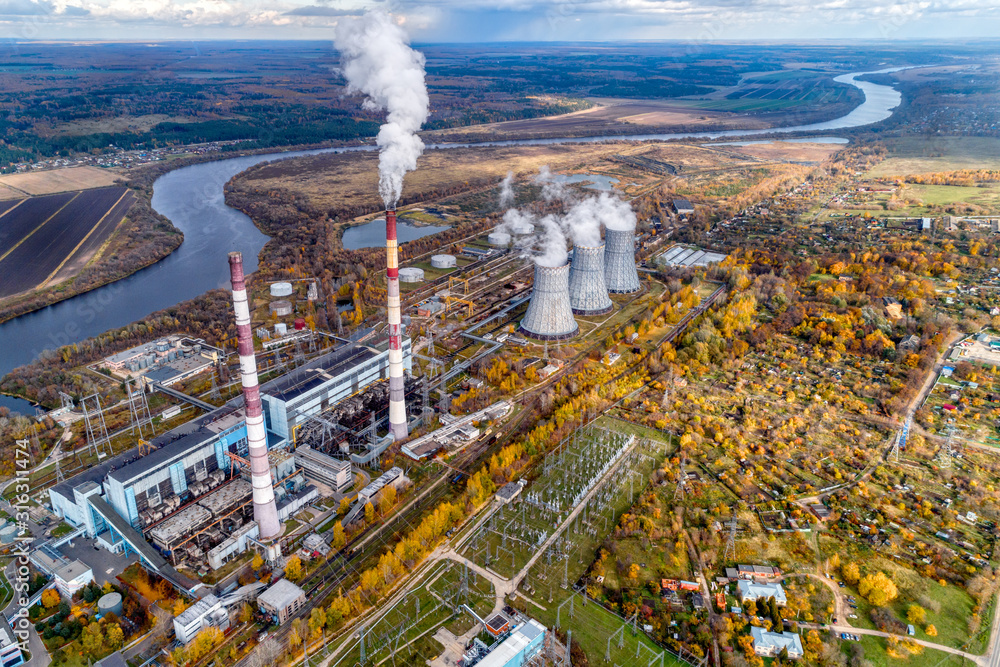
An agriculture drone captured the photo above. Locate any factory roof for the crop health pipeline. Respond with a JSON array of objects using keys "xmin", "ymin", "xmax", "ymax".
[
  {"xmin": 50, "ymin": 443, "xmax": 143, "ymax": 500},
  {"xmin": 150, "ymin": 504, "xmax": 213, "ymax": 544},
  {"xmin": 175, "ymin": 594, "xmax": 221, "ymax": 628},
  {"xmin": 54, "ymin": 559, "xmax": 92, "ymax": 583},
  {"xmin": 673, "ymin": 198, "xmax": 695, "ymax": 212},
  {"xmin": 475, "ymin": 619, "xmax": 546, "ymax": 667},
  {"xmin": 496, "ymin": 481, "xmax": 524, "ymax": 502},
  {"xmin": 87, "ymin": 496, "xmax": 170, "ymax": 570},
  {"xmin": 261, "ymin": 344, "xmax": 377, "ymax": 404},
  {"xmin": 258, "ymin": 578, "xmax": 306, "ymax": 611},
  {"xmin": 108, "ymin": 406, "xmax": 244, "ymax": 485},
  {"xmin": 294, "ymin": 446, "xmax": 352, "ymax": 471},
  {"xmin": 105, "ymin": 341, "xmax": 161, "ymax": 365},
  {"xmin": 144, "ymin": 366, "xmax": 181, "ymax": 384},
  {"xmin": 197, "ymin": 479, "xmax": 252, "ymax": 516}
]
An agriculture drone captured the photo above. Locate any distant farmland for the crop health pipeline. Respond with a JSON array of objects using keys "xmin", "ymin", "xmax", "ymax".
[{"xmin": 0, "ymin": 186, "xmax": 136, "ymax": 298}]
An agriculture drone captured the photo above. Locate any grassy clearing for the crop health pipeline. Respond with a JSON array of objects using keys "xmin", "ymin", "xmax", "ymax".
[
  {"xmin": 869, "ymin": 136, "xmax": 1000, "ymax": 176},
  {"xmin": 844, "ymin": 634, "xmax": 974, "ymax": 667}
]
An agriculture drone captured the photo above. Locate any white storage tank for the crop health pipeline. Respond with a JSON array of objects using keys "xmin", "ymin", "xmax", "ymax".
[
  {"xmin": 270, "ymin": 300, "xmax": 293, "ymax": 316},
  {"xmin": 0, "ymin": 523, "xmax": 16, "ymax": 545},
  {"xmin": 270, "ymin": 282, "xmax": 294, "ymax": 298},
  {"xmin": 488, "ymin": 232, "xmax": 511, "ymax": 247},
  {"xmin": 98, "ymin": 592, "xmax": 123, "ymax": 617},
  {"xmin": 510, "ymin": 221, "xmax": 534, "ymax": 236},
  {"xmin": 399, "ymin": 267, "xmax": 425, "ymax": 283},
  {"xmin": 431, "ymin": 254, "xmax": 457, "ymax": 269},
  {"xmin": 274, "ymin": 323, "xmax": 288, "ymax": 336}
]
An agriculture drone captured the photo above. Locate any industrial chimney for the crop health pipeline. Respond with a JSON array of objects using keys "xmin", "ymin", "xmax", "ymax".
[
  {"xmin": 385, "ymin": 209, "xmax": 409, "ymax": 441},
  {"xmin": 568, "ymin": 244, "xmax": 612, "ymax": 315},
  {"xmin": 520, "ymin": 263, "xmax": 579, "ymax": 340},
  {"xmin": 228, "ymin": 252, "xmax": 282, "ymax": 540},
  {"xmin": 604, "ymin": 229, "xmax": 640, "ymax": 294}
]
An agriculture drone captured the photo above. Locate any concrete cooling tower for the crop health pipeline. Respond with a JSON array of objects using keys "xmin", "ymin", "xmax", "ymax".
[
  {"xmin": 520, "ymin": 263, "xmax": 579, "ymax": 340},
  {"xmin": 604, "ymin": 229, "xmax": 640, "ymax": 294},
  {"xmin": 568, "ymin": 244, "xmax": 612, "ymax": 315}
]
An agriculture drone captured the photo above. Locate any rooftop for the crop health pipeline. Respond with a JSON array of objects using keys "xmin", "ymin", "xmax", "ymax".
[
  {"xmin": 197, "ymin": 479, "xmax": 252, "ymax": 516},
  {"xmin": 258, "ymin": 578, "xmax": 305, "ymax": 610},
  {"xmin": 54, "ymin": 559, "xmax": 92, "ymax": 582},
  {"xmin": 175, "ymin": 594, "xmax": 221, "ymax": 628},
  {"xmin": 750, "ymin": 627, "xmax": 804, "ymax": 655},
  {"xmin": 476, "ymin": 619, "xmax": 546, "ymax": 667},
  {"xmin": 149, "ymin": 505, "xmax": 212, "ymax": 544},
  {"xmin": 260, "ymin": 344, "xmax": 377, "ymax": 404}
]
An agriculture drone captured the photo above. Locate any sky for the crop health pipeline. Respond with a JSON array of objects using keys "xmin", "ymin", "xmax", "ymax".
[{"xmin": 1, "ymin": 0, "xmax": 1000, "ymax": 41}]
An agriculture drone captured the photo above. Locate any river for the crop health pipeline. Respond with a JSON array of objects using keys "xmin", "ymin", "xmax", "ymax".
[{"xmin": 0, "ymin": 68, "xmax": 904, "ymax": 414}]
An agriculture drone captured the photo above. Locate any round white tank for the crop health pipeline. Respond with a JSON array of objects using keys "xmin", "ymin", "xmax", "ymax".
[
  {"xmin": 98, "ymin": 592, "xmax": 123, "ymax": 617},
  {"xmin": 270, "ymin": 282, "xmax": 293, "ymax": 297},
  {"xmin": 274, "ymin": 322, "xmax": 288, "ymax": 336},
  {"xmin": 0, "ymin": 523, "xmax": 16, "ymax": 545},
  {"xmin": 510, "ymin": 221, "xmax": 534, "ymax": 236},
  {"xmin": 488, "ymin": 232, "xmax": 511, "ymax": 247},
  {"xmin": 431, "ymin": 254, "xmax": 457, "ymax": 269},
  {"xmin": 399, "ymin": 267, "xmax": 425, "ymax": 283},
  {"xmin": 270, "ymin": 300, "xmax": 293, "ymax": 316}
]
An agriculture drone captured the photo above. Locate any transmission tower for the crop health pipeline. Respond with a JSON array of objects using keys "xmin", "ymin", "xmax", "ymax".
[
  {"xmin": 55, "ymin": 456, "xmax": 64, "ymax": 483},
  {"xmin": 294, "ymin": 339, "xmax": 305, "ymax": 367},
  {"xmin": 723, "ymin": 509, "xmax": 739, "ymax": 562},
  {"xmin": 125, "ymin": 379, "xmax": 154, "ymax": 440},
  {"xmin": 209, "ymin": 371, "xmax": 222, "ymax": 402},
  {"xmin": 81, "ymin": 393, "xmax": 112, "ymax": 459},
  {"xmin": 673, "ymin": 452, "xmax": 687, "ymax": 499},
  {"xmin": 939, "ymin": 423, "xmax": 957, "ymax": 469},
  {"xmin": 58, "ymin": 392, "xmax": 74, "ymax": 411},
  {"xmin": 661, "ymin": 367, "xmax": 674, "ymax": 409}
]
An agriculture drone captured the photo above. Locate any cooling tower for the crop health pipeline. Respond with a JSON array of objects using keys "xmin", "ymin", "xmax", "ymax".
[
  {"xmin": 604, "ymin": 229, "xmax": 640, "ymax": 294},
  {"xmin": 228, "ymin": 252, "xmax": 282, "ymax": 540},
  {"xmin": 385, "ymin": 209, "xmax": 409, "ymax": 441},
  {"xmin": 520, "ymin": 263, "xmax": 579, "ymax": 340},
  {"xmin": 568, "ymin": 244, "xmax": 613, "ymax": 315}
]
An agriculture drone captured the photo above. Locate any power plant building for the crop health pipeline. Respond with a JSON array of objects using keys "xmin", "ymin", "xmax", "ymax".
[
  {"xmin": 520, "ymin": 264, "xmax": 578, "ymax": 340},
  {"xmin": 567, "ymin": 244, "xmax": 612, "ymax": 315},
  {"xmin": 259, "ymin": 338, "xmax": 412, "ymax": 443},
  {"xmin": 293, "ymin": 446, "xmax": 353, "ymax": 492},
  {"xmin": 475, "ymin": 619, "xmax": 547, "ymax": 667}
]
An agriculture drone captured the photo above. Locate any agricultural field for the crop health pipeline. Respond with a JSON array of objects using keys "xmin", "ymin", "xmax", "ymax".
[
  {"xmin": 868, "ymin": 137, "xmax": 1000, "ymax": 177},
  {"xmin": 0, "ymin": 165, "xmax": 120, "ymax": 196},
  {"xmin": 0, "ymin": 186, "xmax": 136, "ymax": 297}
]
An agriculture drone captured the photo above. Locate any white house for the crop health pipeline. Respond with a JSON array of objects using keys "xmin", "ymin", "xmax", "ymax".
[
  {"xmin": 173, "ymin": 594, "xmax": 229, "ymax": 644},
  {"xmin": 750, "ymin": 627, "xmax": 803, "ymax": 659},
  {"xmin": 53, "ymin": 560, "xmax": 94, "ymax": 599},
  {"xmin": 737, "ymin": 580, "xmax": 787, "ymax": 606}
]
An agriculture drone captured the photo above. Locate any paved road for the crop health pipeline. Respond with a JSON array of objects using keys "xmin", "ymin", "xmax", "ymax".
[{"xmin": 2, "ymin": 561, "xmax": 48, "ymax": 667}]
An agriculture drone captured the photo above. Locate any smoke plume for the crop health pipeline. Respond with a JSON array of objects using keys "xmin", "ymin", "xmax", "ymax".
[
  {"xmin": 499, "ymin": 171, "xmax": 515, "ymax": 208},
  {"xmin": 335, "ymin": 11, "xmax": 429, "ymax": 208}
]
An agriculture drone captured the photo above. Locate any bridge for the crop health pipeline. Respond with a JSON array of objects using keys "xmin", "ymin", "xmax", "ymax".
[{"xmin": 149, "ymin": 382, "xmax": 216, "ymax": 412}]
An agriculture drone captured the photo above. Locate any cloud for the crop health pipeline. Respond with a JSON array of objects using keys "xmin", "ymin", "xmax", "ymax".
[
  {"xmin": 0, "ymin": 0, "xmax": 53, "ymax": 15},
  {"xmin": 284, "ymin": 4, "xmax": 355, "ymax": 16}
]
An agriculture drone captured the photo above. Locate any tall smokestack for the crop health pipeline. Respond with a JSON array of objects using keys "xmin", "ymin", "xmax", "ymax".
[
  {"xmin": 228, "ymin": 252, "xmax": 282, "ymax": 540},
  {"xmin": 385, "ymin": 209, "xmax": 408, "ymax": 441}
]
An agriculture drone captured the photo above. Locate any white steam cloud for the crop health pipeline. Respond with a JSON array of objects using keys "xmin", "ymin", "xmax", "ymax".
[
  {"xmin": 334, "ymin": 11, "xmax": 429, "ymax": 208},
  {"xmin": 499, "ymin": 171, "xmax": 515, "ymax": 208},
  {"xmin": 498, "ymin": 166, "xmax": 636, "ymax": 268}
]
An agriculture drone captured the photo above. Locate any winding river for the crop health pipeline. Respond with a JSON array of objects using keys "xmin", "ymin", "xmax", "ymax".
[{"xmin": 0, "ymin": 68, "xmax": 903, "ymax": 414}]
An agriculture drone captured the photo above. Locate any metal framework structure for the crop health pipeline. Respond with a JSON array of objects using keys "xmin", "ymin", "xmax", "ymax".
[{"xmin": 81, "ymin": 393, "xmax": 112, "ymax": 459}]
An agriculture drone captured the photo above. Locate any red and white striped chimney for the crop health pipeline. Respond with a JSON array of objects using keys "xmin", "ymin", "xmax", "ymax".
[
  {"xmin": 228, "ymin": 252, "xmax": 282, "ymax": 540},
  {"xmin": 385, "ymin": 209, "xmax": 408, "ymax": 441}
]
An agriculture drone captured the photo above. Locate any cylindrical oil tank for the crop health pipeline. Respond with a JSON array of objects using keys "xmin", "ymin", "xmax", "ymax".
[
  {"xmin": 270, "ymin": 300, "xmax": 293, "ymax": 317},
  {"xmin": 270, "ymin": 282, "xmax": 294, "ymax": 298},
  {"xmin": 488, "ymin": 231, "xmax": 511, "ymax": 247},
  {"xmin": 431, "ymin": 254, "xmax": 456, "ymax": 269},
  {"xmin": 155, "ymin": 339, "xmax": 169, "ymax": 352},
  {"xmin": 98, "ymin": 592, "xmax": 123, "ymax": 617},
  {"xmin": 0, "ymin": 523, "xmax": 16, "ymax": 545},
  {"xmin": 510, "ymin": 221, "xmax": 534, "ymax": 236},
  {"xmin": 275, "ymin": 323, "xmax": 288, "ymax": 336},
  {"xmin": 398, "ymin": 267, "xmax": 424, "ymax": 283},
  {"xmin": 294, "ymin": 318, "xmax": 306, "ymax": 330}
]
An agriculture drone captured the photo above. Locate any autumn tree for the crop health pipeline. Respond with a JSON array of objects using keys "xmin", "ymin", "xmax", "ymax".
[
  {"xmin": 841, "ymin": 561, "xmax": 861, "ymax": 586},
  {"xmin": 285, "ymin": 555, "xmax": 303, "ymax": 582},
  {"xmin": 364, "ymin": 502, "xmax": 375, "ymax": 525},
  {"xmin": 41, "ymin": 589, "xmax": 60, "ymax": 608},
  {"xmin": 332, "ymin": 521, "xmax": 346, "ymax": 550},
  {"xmin": 859, "ymin": 572, "xmax": 898, "ymax": 607},
  {"xmin": 82, "ymin": 623, "xmax": 104, "ymax": 654},
  {"xmin": 252, "ymin": 552, "xmax": 264, "ymax": 571},
  {"xmin": 907, "ymin": 604, "xmax": 926, "ymax": 625},
  {"xmin": 106, "ymin": 622, "xmax": 124, "ymax": 650}
]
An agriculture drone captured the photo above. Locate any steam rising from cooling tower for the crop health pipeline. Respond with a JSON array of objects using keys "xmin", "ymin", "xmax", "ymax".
[
  {"xmin": 336, "ymin": 11, "xmax": 426, "ymax": 441},
  {"xmin": 228, "ymin": 252, "xmax": 281, "ymax": 540},
  {"xmin": 335, "ymin": 11, "xmax": 429, "ymax": 208}
]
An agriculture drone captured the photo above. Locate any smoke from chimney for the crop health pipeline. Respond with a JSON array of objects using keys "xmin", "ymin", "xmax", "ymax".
[
  {"xmin": 334, "ymin": 11, "xmax": 429, "ymax": 208},
  {"xmin": 228, "ymin": 252, "xmax": 281, "ymax": 540}
]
